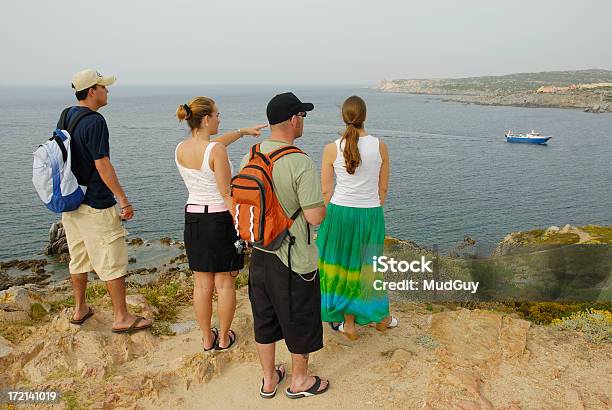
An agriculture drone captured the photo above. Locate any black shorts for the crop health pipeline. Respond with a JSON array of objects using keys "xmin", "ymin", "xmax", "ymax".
[
  {"xmin": 248, "ymin": 248, "xmax": 323, "ymax": 354},
  {"xmin": 184, "ymin": 210, "xmax": 244, "ymax": 272}
]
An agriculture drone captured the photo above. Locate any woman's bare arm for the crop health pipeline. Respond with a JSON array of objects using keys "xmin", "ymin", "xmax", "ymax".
[
  {"xmin": 214, "ymin": 124, "xmax": 268, "ymax": 146},
  {"xmin": 321, "ymin": 142, "xmax": 337, "ymax": 205},
  {"xmin": 209, "ymin": 143, "xmax": 235, "ymax": 214},
  {"xmin": 378, "ymin": 140, "xmax": 389, "ymax": 206}
]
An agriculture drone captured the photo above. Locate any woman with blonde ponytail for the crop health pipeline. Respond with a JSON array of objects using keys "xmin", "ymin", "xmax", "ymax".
[
  {"xmin": 175, "ymin": 96, "xmax": 267, "ymax": 351},
  {"xmin": 317, "ymin": 96, "xmax": 396, "ymax": 340}
]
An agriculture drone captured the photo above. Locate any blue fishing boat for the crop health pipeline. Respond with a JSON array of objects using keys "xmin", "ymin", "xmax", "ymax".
[{"xmin": 505, "ymin": 130, "xmax": 552, "ymax": 145}]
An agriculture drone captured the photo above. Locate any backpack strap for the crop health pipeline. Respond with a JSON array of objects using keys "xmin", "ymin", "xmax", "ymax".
[
  {"xmin": 249, "ymin": 143, "xmax": 259, "ymax": 159},
  {"xmin": 52, "ymin": 107, "xmax": 102, "ymax": 163},
  {"xmin": 65, "ymin": 109, "xmax": 101, "ymax": 136},
  {"xmin": 56, "ymin": 107, "xmax": 102, "ymax": 135},
  {"xmin": 51, "ymin": 131, "xmax": 69, "ymax": 162},
  {"xmin": 51, "ymin": 107, "xmax": 73, "ymax": 162},
  {"xmin": 56, "ymin": 107, "xmax": 71, "ymax": 130},
  {"xmin": 249, "ymin": 143, "xmax": 270, "ymax": 166},
  {"xmin": 289, "ymin": 208, "xmax": 301, "ymax": 220},
  {"xmin": 267, "ymin": 145, "xmax": 306, "ymax": 163}
]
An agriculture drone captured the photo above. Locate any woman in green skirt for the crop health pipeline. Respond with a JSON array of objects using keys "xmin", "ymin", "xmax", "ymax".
[{"xmin": 317, "ymin": 96, "xmax": 397, "ymax": 340}]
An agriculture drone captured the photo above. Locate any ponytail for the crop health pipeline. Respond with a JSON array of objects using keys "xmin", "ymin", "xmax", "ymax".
[
  {"xmin": 176, "ymin": 97, "xmax": 215, "ymax": 130},
  {"xmin": 340, "ymin": 96, "xmax": 367, "ymax": 175},
  {"xmin": 341, "ymin": 123, "xmax": 361, "ymax": 174}
]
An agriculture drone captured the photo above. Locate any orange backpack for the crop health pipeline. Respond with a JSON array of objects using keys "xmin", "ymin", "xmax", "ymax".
[{"xmin": 231, "ymin": 143, "xmax": 306, "ymax": 251}]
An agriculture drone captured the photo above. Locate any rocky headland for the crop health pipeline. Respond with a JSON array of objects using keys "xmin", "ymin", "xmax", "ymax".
[
  {"xmin": 375, "ymin": 69, "xmax": 612, "ymax": 113},
  {"xmin": 0, "ymin": 225, "xmax": 610, "ymax": 408}
]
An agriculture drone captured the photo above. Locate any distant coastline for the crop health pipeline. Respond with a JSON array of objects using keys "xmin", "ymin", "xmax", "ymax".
[{"xmin": 374, "ymin": 69, "xmax": 612, "ymax": 113}]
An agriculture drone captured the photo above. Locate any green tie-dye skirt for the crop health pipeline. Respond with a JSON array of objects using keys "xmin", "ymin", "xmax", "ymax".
[{"xmin": 317, "ymin": 203, "xmax": 389, "ymax": 325}]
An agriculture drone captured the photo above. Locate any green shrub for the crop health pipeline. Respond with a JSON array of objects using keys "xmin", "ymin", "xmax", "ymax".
[{"xmin": 551, "ymin": 309, "xmax": 612, "ymax": 343}]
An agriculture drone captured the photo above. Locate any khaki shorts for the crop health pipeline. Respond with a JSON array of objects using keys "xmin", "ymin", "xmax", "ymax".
[{"xmin": 62, "ymin": 204, "xmax": 129, "ymax": 281}]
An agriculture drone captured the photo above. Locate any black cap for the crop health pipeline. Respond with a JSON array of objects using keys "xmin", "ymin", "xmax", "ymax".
[{"xmin": 266, "ymin": 92, "xmax": 314, "ymax": 125}]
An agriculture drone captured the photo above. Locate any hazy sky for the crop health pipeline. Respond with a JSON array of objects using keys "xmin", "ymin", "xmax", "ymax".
[{"xmin": 1, "ymin": 0, "xmax": 611, "ymax": 86}]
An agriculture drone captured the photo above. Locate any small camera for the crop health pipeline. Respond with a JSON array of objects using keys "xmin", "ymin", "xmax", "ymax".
[{"xmin": 234, "ymin": 239, "xmax": 247, "ymax": 254}]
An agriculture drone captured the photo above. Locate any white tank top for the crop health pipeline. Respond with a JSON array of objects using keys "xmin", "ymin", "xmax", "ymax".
[
  {"xmin": 330, "ymin": 135, "xmax": 382, "ymax": 208},
  {"xmin": 175, "ymin": 141, "xmax": 231, "ymax": 205}
]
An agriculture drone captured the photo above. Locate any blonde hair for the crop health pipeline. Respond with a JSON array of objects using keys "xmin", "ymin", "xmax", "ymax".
[
  {"xmin": 340, "ymin": 96, "xmax": 366, "ymax": 175},
  {"xmin": 176, "ymin": 96, "xmax": 216, "ymax": 130}
]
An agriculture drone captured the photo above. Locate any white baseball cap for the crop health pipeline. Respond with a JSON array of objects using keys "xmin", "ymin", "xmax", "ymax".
[{"xmin": 71, "ymin": 69, "xmax": 116, "ymax": 92}]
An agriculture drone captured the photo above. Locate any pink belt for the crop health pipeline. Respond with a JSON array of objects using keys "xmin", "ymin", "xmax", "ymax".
[{"xmin": 186, "ymin": 204, "xmax": 228, "ymax": 213}]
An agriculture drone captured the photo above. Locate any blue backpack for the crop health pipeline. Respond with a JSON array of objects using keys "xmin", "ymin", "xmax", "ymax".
[{"xmin": 32, "ymin": 107, "xmax": 100, "ymax": 213}]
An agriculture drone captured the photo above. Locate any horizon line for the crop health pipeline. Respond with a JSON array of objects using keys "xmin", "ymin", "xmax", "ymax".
[{"xmin": 0, "ymin": 82, "xmax": 372, "ymax": 88}]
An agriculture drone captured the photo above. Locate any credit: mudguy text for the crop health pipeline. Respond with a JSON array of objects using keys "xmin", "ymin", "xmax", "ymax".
[{"xmin": 371, "ymin": 256, "xmax": 480, "ymax": 294}]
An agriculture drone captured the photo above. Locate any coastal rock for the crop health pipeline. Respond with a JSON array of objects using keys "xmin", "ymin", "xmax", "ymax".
[
  {"xmin": 128, "ymin": 237, "xmax": 144, "ymax": 246},
  {"xmin": 18, "ymin": 309, "xmax": 157, "ymax": 385},
  {"xmin": 1, "ymin": 259, "xmax": 48, "ymax": 272},
  {"xmin": 492, "ymin": 224, "xmax": 588, "ymax": 256},
  {"xmin": 0, "ymin": 286, "xmax": 51, "ymax": 319},
  {"xmin": 0, "ymin": 287, "xmax": 34, "ymax": 312},
  {"xmin": 384, "ymin": 236, "xmax": 431, "ymax": 253},
  {"xmin": 0, "ymin": 335, "xmax": 13, "ymax": 358},
  {"xmin": 425, "ymin": 309, "xmax": 530, "ymax": 408},
  {"xmin": 0, "ymin": 258, "xmax": 53, "ymax": 291},
  {"xmin": 0, "ymin": 270, "xmax": 52, "ymax": 292},
  {"xmin": 44, "ymin": 222, "xmax": 69, "ymax": 256},
  {"xmin": 0, "ymin": 309, "xmax": 29, "ymax": 322},
  {"xmin": 128, "ymin": 268, "xmax": 148, "ymax": 276},
  {"xmin": 0, "ymin": 272, "xmax": 9, "ymax": 291},
  {"xmin": 170, "ymin": 254, "xmax": 188, "ymax": 264},
  {"xmin": 1, "ymin": 277, "xmax": 610, "ymax": 408},
  {"xmin": 125, "ymin": 294, "xmax": 159, "ymax": 316}
]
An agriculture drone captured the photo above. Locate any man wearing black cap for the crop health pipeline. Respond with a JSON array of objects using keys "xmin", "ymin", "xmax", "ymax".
[{"xmin": 240, "ymin": 92, "xmax": 329, "ymax": 398}]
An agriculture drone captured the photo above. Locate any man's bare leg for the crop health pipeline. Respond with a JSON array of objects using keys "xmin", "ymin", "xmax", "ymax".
[
  {"xmin": 71, "ymin": 272, "xmax": 90, "ymax": 320},
  {"xmin": 105, "ymin": 276, "xmax": 152, "ymax": 329},
  {"xmin": 289, "ymin": 353, "xmax": 329, "ymax": 393}
]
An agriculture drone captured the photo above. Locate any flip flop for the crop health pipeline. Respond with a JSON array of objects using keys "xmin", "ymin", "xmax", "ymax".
[
  {"xmin": 259, "ymin": 365, "xmax": 286, "ymax": 399},
  {"xmin": 70, "ymin": 307, "xmax": 94, "ymax": 325},
  {"xmin": 337, "ymin": 322, "xmax": 358, "ymax": 341},
  {"xmin": 285, "ymin": 376, "xmax": 330, "ymax": 399},
  {"xmin": 214, "ymin": 329, "xmax": 236, "ymax": 350},
  {"xmin": 111, "ymin": 316, "xmax": 152, "ymax": 334},
  {"xmin": 328, "ymin": 322, "xmax": 341, "ymax": 331},
  {"xmin": 203, "ymin": 328, "xmax": 218, "ymax": 351},
  {"xmin": 375, "ymin": 316, "xmax": 399, "ymax": 332}
]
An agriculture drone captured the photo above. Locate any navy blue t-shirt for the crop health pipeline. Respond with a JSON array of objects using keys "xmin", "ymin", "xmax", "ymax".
[{"xmin": 66, "ymin": 106, "xmax": 116, "ymax": 209}]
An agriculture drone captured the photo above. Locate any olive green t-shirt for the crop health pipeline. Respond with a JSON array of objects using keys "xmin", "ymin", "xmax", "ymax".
[{"xmin": 239, "ymin": 139, "xmax": 324, "ymax": 274}]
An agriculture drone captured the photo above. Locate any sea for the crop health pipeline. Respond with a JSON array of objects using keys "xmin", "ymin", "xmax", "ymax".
[{"xmin": 1, "ymin": 85, "xmax": 611, "ymax": 261}]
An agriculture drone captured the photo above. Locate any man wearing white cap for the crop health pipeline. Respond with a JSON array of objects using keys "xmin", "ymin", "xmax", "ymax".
[{"xmin": 61, "ymin": 69, "xmax": 152, "ymax": 333}]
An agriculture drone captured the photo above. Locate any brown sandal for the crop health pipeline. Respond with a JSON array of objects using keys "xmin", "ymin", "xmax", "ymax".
[
  {"xmin": 70, "ymin": 307, "xmax": 94, "ymax": 325},
  {"xmin": 112, "ymin": 316, "xmax": 152, "ymax": 334}
]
